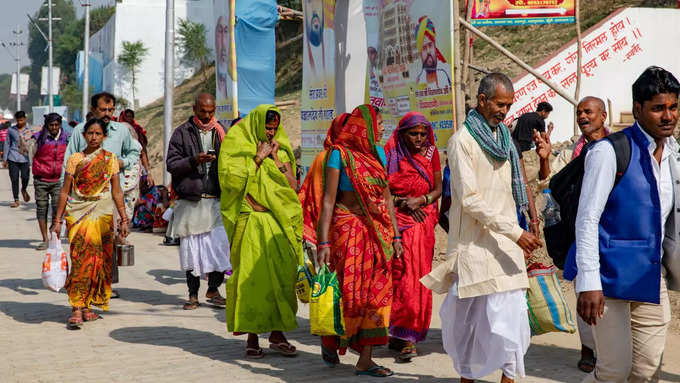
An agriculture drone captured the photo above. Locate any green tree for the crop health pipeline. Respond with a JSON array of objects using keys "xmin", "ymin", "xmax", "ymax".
[
  {"xmin": 176, "ymin": 18, "xmax": 211, "ymax": 84},
  {"xmin": 117, "ymin": 40, "xmax": 149, "ymax": 107}
]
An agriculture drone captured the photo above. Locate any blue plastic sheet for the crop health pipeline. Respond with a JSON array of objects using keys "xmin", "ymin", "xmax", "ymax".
[{"xmin": 235, "ymin": 0, "xmax": 278, "ymax": 116}]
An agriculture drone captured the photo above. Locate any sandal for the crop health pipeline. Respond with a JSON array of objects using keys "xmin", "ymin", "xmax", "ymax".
[
  {"xmin": 246, "ymin": 347, "xmax": 264, "ymax": 359},
  {"xmin": 10, "ymin": 201, "xmax": 19, "ymax": 208},
  {"xmin": 397, "ymin": 343, "xmax": 417, "ymax": 362},
  {"xmin": 67, "ymin": 308, "xmax": 83, "ymax": 329},
  {"xmin": 355, "ymin": 365, "xmax": 393, "ymax": 377},
  {"xmin": 206, "ymin": 292, "xmax": 226, "ymax": 306},
  {"xmin": 36, "ymin": 242, "xmax": 48, "ymax": 251},
  {"xmin": 321, "ymin": 345, "xmax": 340, "ymax": 367},
  {"xmin": 82, "ymin": 309, "xmax": 101, "ymax": 322},
  {"xmin": 269, "ymin": 342, "xmax": 297, "ymax": 357},
  {"xmin": 578, "ymin": 357, "xmax": 596, "ymax": 373},
  {"xmin": 183, "ymin": 297, "xmax": 200, "ymax": 310},
  {"xmin": 110, "ymin": 290, "xmax": 120, "ymax": 299}
]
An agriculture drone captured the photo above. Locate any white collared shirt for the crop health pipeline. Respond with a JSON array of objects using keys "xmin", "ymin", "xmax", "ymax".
[{"xmin": 574, "ymin": 123, "xmax": 675, "ymax": 292}]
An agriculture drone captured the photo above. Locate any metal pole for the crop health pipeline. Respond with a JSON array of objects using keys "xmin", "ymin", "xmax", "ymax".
[
  {"xmin": 163, "ymin": 0, "xmax": 175, "ymax": 185},
  {"xmin": 14, "ymin": 26, "xmax": 21, "ymax": 111},
  {"xmin": 48, "ymin": 0, "xmax": 54, "ymax": 112},
  {"xmin": 82, "ymin": 1, "xmax": 90, "ymax": 120}
]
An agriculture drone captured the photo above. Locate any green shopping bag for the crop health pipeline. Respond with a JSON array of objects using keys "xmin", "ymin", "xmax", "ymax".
[
  {"xmin": 296, "ymin": 248, "xmax": 316, "ymax": 303},
  {"xmin": 309, "ymin": 265, "xmax": 345, "ymax": 336}
]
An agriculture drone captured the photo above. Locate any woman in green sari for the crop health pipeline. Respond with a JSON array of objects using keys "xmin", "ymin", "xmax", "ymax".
[{"xmin": 219, "ymin": 105, "xmax": 302, "ymax": 359}]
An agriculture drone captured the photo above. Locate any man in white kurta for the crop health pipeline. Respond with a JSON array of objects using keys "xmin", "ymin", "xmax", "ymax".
[
  {"xmin": 166, "ymin": 94, "xmax": 231, "ymax": 310},
  {"xmin": 442, "ymin": 73, "xmax": 542, "ymax": 383}
]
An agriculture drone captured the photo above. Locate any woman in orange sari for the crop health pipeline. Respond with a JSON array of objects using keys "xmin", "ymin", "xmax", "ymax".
[
  {"xmin": 52, "ymin": 119, "xmax": 129, "ymax": 329},
  {"xmin": 384, "ymin": 112, "xmax": 442, "ymax": 361},
  {"xmin": 312, "ymin": 105, "xmax": 403, "ymax": 377}
]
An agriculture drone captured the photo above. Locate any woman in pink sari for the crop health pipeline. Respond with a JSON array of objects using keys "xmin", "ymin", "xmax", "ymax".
[{"xmin": 385, "ymin": 112, "xmax": 442, "ymax": 362}]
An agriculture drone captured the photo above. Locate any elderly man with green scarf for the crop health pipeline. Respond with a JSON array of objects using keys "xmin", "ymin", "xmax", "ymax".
[
  {"xmin": 219, "ymin": 104, "xmax": 302, "ymax": 359},
  {"xmin": 441, "ymin": 72, "xmax": 542, "ymax": 383}
]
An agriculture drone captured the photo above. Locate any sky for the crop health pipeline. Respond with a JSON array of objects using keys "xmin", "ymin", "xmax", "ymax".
[{"xmin": 0, "ymin": 0, "xmax": 115, "ymax": 75}]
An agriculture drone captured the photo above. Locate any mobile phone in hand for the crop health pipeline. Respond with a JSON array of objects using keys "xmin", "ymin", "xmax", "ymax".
[{"xmin": 207, "ymin": 149, "xmax": 216, "ymax": 156}]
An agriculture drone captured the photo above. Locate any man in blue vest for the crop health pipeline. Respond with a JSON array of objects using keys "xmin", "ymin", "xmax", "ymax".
[{"xmin": 570, "ymin": 66, "xmax": 680, "ymax": 382}]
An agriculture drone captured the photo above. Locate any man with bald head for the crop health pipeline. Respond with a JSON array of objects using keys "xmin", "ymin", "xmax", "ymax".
[
  {"xmin": 535, "ymin": 96, "xmax": 609, "ymax": 187},
  {"xmin": 166, "ymin": 93, "xmax": 231, "ymax": 310},
  {"xmin": 533, "ymin": 96, "xmax": 609, "ymax": 374}
]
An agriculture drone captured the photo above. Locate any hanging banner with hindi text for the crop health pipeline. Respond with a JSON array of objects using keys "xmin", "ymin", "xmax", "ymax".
[{"xmin": 470, "ymin": 0, "xmax": 575, "ymax": 26}]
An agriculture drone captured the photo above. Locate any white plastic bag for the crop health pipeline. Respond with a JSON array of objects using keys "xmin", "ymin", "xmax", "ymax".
[
  {"xmin": 162, "ymin": 206, "xmax": 173, "ymax": 222},
  {"xmin": 41, "ymin": 233, "xmax": 68, "ymax": 292}
]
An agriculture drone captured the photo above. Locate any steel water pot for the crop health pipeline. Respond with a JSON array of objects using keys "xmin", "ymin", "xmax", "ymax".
[{"xmin": 115, "ymin": 244, "xmax": 135, "ymax": 266}]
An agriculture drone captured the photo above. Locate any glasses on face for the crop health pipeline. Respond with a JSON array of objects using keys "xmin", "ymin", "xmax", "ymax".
[{"xmin": 408, "ymin": 131, "xmax": 428, "ymax": 138}]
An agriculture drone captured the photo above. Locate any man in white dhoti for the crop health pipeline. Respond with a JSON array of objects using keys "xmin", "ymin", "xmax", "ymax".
[
  {"xmin": 166, "ymin": 93, "xmax": 231, "ymax": 310},
  {"xmin": 443, "ymin": 73, "xmax": 542, "ymax": 383}
]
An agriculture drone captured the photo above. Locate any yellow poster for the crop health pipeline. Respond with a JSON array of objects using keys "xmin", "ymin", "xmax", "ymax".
[{"xmin": 365, "ymin": 0, "xmax": 454, "ymax": 149}]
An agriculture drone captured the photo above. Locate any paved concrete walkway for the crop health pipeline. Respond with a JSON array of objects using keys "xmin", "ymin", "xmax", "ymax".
[{"xmin": 0, "ymin": 169, "xmax": 679, "ymax": 382}]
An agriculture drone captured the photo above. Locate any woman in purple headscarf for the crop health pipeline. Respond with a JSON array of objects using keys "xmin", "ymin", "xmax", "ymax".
[{"xmin": 384, "ymin": 111, "xmax": 442, "ymax": 362}]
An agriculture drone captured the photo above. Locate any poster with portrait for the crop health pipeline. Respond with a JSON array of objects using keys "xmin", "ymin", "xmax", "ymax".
[
  {"xmin": 300, "ymin": 0, "xmax": 336, "ymax": 171},
  {"xmin": 364, "ymin": 0, "xmax": 454, "ymax": 149},
  {"xmin": 214, "ymin": 0, "xmax": 237, "ymax": 125}
]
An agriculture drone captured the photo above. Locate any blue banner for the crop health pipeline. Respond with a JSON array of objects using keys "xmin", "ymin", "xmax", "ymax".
[{"xmin": 235, "ymin": 0, "xmax": 278, "ymax": 116}]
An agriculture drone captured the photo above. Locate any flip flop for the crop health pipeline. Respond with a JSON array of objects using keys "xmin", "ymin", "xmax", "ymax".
[
  {"xmin": 206, "ymin": 294, "xmax": 226, "ymax": 306},
  {"xmin": 246, "ymin": 347, "xmax": 264, "ymax": 359},
  {"xmin": 269, "ymin": 342, "xmax": 297, "ymax": 357},
  {"xmin": 578, "ymin": 357, "xmax": 596, "ymax": 373},
  {"xmin": 355, "ymin": 365, "xmax": 393, "ymax": 377},
  {"xmin": 397, "ymin": 344, "xmax": 417, "ymax": 362},
  {"xmin": 36, "ymin": 242, "xmax": 48, "ymax": 251},
  {"xmin": 82, "ymin": 310, "xmax": 102, "ymax": 322},
  {"xmin": 67, "ymin": 309, "xmax": 83, "ymax": 330}
]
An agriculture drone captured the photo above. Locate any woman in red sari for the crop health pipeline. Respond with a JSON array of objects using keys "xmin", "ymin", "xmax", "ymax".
[
  {"xmin": 385, "ymin": 112, "xmax": 442, "ymax": 361},
  {"xmin": 312, "ymin": 105, "xmax": 403, "ymax": 377}
]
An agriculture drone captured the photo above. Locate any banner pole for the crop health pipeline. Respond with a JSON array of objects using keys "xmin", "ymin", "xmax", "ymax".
[
  {"xmin": 573, "ymin": 0, "xmax": 582, "ymax": 135},
  {"xmin": 461, "ymin": 0, "xmax": 474, "ymax": 100},
  {"xmin": 229, "ymin": 0, "xmax": 238, "ymax": 118},
  {"xmin": 452, "ymin": 0, "xmax": 465, "ymax": 130},
  {"xmin": 459, "ymin": 19, "xmax": 578, "ymax": 106}
]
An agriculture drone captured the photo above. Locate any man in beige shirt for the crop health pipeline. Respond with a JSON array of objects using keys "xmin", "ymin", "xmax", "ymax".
[
  {"xmin": 441, "ymin": 72, "xmax": 542, "ymax": 383},
  {"xmin": 533, "ymin": 96, "xmax": 608, "ymax": 374}
]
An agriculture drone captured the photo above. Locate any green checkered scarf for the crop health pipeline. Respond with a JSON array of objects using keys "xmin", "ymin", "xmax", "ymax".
[{"xmin": 465, "ymin": 108, "xmax": 528, "ymax": 211}]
